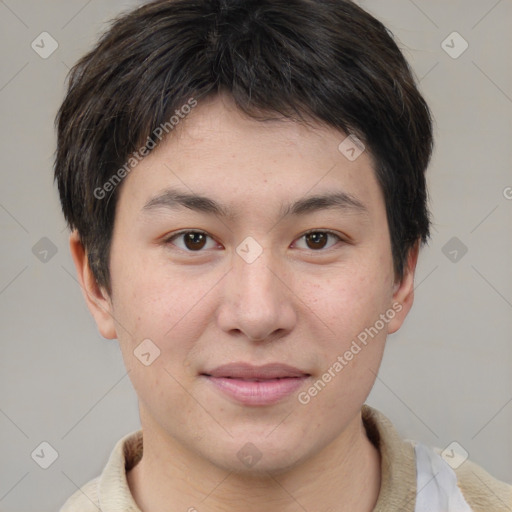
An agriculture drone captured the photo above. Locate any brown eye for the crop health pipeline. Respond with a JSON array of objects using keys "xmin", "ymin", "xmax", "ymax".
[
  {"xmin": 294, "ymin": 230, "xmax": 342, "ymax": 251},
  {"xmin": 183, "ymin": 232, "xmax": 207, "ymax": 250},
  {"xmin": 305, "ymin": 232, "xmax": 329, "ymax": 250},
  {"xmin": 166, "ymin": 231, "xmax": 217, "ymax": 252}
]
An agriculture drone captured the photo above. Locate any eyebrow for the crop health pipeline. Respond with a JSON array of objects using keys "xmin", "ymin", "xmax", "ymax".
[{"xmin": 142, "ymin": 187, "xmax": 368, "ymax": 219}]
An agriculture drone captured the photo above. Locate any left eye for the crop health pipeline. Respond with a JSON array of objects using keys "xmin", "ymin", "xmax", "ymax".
[
  {"xmin": 166, "ymin": 231, "xmax": 218, "ymax": 251},
  {"xmin": 294, "ymin": 230, "xmax": 342, "ymax": 251}
]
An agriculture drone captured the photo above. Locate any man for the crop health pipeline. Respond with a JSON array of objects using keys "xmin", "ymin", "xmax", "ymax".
[{"xmin": 55, "ymin": 0, "xmax": 511, "ymax": 510}]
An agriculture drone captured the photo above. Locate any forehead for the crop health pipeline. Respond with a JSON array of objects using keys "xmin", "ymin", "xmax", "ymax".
[
  {"xmin": 117, "ymin": 94, "xmax": 384, "ymax": 220},
  {"xmin": 167, "ymin": 93, "xmax": 355, "ymax": 162}
]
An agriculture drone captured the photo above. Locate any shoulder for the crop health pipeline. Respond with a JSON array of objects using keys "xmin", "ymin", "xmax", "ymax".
[
  {"xmin": 59, "ymin": 429, "xmax": 143, "ymax": 512},
  {"xmin": 362, "ymin": 405, "xmax": 512, "ymax": 511},
  {"xmin": 59, "ymin": 477, "xmax": 100, "ymax": 512},
  {"xmin": 455, "ymin": 457, "xmax": 512, "ymax": 512}
]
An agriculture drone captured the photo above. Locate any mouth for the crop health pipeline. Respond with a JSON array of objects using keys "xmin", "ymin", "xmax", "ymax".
[{"xmin": 201, "ymin": 362, "xmax": 311, "ymax": 406}]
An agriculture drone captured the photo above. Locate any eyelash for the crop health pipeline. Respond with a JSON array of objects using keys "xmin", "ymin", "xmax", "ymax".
[{"xmin": 164, "ymin": 229, "xmax": 345, "ymax": 253}]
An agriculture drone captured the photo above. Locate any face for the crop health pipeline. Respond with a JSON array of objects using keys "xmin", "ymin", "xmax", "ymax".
[{"xmin": 73, "ymin": 93, "xmax": 416, "ymax": 474}]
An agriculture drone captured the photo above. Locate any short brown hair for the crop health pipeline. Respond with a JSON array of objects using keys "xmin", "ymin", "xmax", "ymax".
[{"xmin": 55, "ymin": 0, "xmax": 433, "ymax": 293}]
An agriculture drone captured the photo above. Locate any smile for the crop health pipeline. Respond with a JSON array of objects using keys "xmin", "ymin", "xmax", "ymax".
[{"xmin": 201, "ymin": 363, "xmax": 310, "ymax": 406}]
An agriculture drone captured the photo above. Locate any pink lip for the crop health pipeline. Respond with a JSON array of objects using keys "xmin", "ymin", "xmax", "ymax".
[{"xmin": 202, "ymin": 362, "xmax": 310, "ymax": 406}]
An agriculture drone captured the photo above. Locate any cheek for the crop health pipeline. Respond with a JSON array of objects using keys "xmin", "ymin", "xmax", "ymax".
[
  {"xmin": 110, "ymin": 247, "xmax": 177, "ymax": 334},
  {"xmin": 299, "ymin": 274, "xmax": 390, "ymax": 418},
  {"xmin": 125, "ymin": 355, "xmax": 196, "ymax": 430},
  {"xmin": 307, "ymin": 255, "xmax": 394, "ymax": 399},
  {"xmin": 110, "ymin": 263, "xmax": 201, "ymax": 411},
  {"xmin": 301, "ymin": 261, "xmax": 392, "ymax": 338},
  {"xmin": 109, "ymin": 250, "xmax": 222, "ymax": 377}
]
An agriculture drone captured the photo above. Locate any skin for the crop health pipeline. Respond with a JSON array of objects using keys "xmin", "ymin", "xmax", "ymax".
[{"xmin": 70, "ymin": 92, "xmax": 418, "ymax": 512}]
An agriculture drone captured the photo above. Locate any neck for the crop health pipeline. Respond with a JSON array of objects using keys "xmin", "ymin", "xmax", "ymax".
[{"xmin": 128, "ymin": 411, "xmax": 381, "ymax": 512}]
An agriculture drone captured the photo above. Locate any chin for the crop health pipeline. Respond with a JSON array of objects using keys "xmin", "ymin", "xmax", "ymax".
[{"xmin": 200, "ymin": 434, "xmax": 312, "ymax": 476}]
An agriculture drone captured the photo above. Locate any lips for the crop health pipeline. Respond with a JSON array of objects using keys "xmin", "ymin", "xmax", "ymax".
[
  {"xmin": 203, "ymin": 362, "xmax": 309, "ymax": 380},
  {"xmin": 201, "ymin": 362, "xmax": 310, "ymax": 406}
]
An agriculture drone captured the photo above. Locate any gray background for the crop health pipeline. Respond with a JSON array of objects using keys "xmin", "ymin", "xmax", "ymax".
[{"xmin": 0, "ymin": 0, "xmax": 511, "ymax": 511}]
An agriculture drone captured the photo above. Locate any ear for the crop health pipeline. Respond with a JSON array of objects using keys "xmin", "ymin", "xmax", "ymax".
[
  {"xmin": 69, "ymin": 230, "xmax": 117, "ymax": 339},
  {"xmin": 387, "ymin": 241, "xmax": 420, "ymax": 334}
]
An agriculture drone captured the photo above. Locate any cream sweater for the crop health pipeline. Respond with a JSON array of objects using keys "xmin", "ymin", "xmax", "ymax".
[{"xmin": 60, "ymin": 405, "xmax": 512, "ymax": 511}]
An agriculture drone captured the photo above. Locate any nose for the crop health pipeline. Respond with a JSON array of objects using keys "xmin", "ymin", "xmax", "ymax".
[{"xmin": 216, "ymin": 243, "xmax": 297, "ymax": 342}]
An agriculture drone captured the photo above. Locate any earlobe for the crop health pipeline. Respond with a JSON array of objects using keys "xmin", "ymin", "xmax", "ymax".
[
  {"xmin": 387, "ymin": 241, "xmax": 420, "ymax": 334},
  {"xmin": 69, "ymin": 231, "xmax": 117, "ymax": 340}
]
